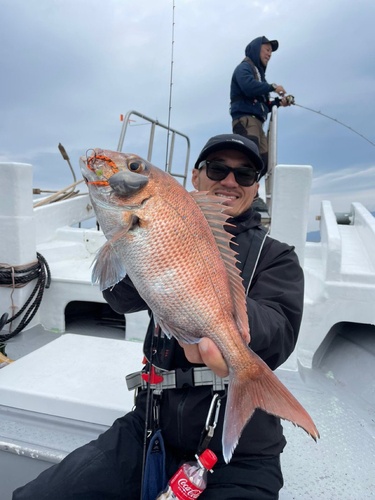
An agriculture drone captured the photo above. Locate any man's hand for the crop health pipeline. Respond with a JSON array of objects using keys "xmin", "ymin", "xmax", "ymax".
[
  {"xmin": 179, "ymin": 339, "xmax": 229, "ymax": 378},
  {"xmin": 273, "ymin": 85, "xmax": 286, "ymax": 97},
  {"xmin": 279, "ymin": 95, "xmax": 293, "ymax": 107},
  {"xmin": 179, "ymin": 331, "xmax": 250, "ymax": 379}
]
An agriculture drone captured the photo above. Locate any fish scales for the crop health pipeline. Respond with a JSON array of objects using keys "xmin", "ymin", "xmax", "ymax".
[
  {"xmin": 80, "ymin": 149, "xmax": 319, "ymax": 463},
  {"xmin": 119, "ymin": 175, "xmax": 236, "ymax": 341}
]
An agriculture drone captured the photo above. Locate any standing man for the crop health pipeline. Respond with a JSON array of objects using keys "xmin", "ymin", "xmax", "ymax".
[
  {"xmin": 230, "ymin": 36, "xmax": 291, "ymax": 210},
  {"xmin": 13, "ymin": 134, "xmax": 304, "ymax": 500}
]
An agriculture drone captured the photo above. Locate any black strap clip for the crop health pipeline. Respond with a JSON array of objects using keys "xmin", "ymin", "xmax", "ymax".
[{"xmin": 175, "ymin": 367, "xmax": 194, "ymax": 388}]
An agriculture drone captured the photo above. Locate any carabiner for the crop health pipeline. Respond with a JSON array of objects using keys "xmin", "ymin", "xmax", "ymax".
[
  {"xmin": 205, "ymin": 393, "xmax": 221, "ymax": 432},
  {"xmin": 198, "ymin": 393, "xmax": 222, "ymax": 454}
]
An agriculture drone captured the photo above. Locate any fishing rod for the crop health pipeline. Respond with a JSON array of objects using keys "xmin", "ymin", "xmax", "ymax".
[
  {"xmin": 164, "ymin": 0, "xmax": 175, "ymax": 172},
  {"xmin": 287, "ymin": 96, "xmax": 375, "ymax": 149}
]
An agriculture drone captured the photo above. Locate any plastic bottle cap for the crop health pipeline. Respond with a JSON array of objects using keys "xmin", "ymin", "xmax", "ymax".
[{"xmin": 199, "ymin": 449, "xmax": 217, "ymax": 470}]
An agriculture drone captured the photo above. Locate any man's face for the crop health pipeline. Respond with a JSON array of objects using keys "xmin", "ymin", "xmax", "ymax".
[
  {"xmin": 260, "ymin": 43, "xmax": 272, "ymax": 66},
  {"xmin": 191, "ymin": 149, "xmax": 259, "ymax": 218}
]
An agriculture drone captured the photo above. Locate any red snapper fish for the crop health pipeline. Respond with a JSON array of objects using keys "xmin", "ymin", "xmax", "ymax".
[{"xmin": 80, "ymin": 148, "xmax": 319, "ymax": 463}]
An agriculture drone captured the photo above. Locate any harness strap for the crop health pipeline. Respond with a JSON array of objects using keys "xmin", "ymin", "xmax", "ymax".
[
  {"xmin": 230, "ymin": 57, "xmax": 268, "ymax": 106},
  {"xmin": 242, "ymin": 57, "xmax": 261, "ymax": 81},
  {"xmin": 231, "ymin": 95, "xmax": 256, "ymax": 104},
  {"xmin": 126, "ymin": 366, "xmax": 229, "ymax": 392}
]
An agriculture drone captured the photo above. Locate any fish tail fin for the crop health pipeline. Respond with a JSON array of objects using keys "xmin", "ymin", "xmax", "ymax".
[{"xmin": 223, "ymin": 350, "xmax": 319, "ymax": 463}]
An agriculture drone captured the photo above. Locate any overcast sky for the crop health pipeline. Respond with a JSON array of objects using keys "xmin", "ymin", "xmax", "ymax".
[{"xmin": 1, "ymin": 0, "xmax": 375, "ymax": 231}]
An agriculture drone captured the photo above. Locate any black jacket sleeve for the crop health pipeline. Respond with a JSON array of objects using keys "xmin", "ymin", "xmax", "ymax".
[
  {"xmin": 102, "ymin": 275, "xmax": 148, "ymax": 314},
  {"xmin": 246, "ymin": 238, "xmax": 304, "ymax": 370}
]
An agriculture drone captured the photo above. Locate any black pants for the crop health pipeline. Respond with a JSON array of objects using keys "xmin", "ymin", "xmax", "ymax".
[{"xmin": 13, "ymin": 410, "xmax": 283, "ymax": 500}]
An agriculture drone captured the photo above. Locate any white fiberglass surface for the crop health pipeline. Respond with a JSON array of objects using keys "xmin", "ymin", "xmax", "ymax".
[{"xmin": 0, "ymin": 334, "xmax": 144, "ymax": 426}]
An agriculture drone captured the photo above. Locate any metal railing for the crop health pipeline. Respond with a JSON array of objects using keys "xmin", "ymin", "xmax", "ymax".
[
  {"xmin": 117, "ymin": 110, "xmax": 190, "ymax": 187},
  {"xmin": 265, "ymin": 106, "xmax": 278, "ymax": 216}
]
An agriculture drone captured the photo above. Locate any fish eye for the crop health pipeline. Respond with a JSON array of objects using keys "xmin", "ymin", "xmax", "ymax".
[{"xmin": 128, "ymin": 160, "xmax": 144, "ymax": 172}]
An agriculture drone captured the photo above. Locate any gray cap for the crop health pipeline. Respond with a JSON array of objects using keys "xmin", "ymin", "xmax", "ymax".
[{"xmin": 194, "ymin": 134, "xmax": 263, "ymax": 172}]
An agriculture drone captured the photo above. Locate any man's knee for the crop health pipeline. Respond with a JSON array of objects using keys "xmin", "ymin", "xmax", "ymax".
[
  {"xmin": 13, "ymin": 412, "xmax": 145, "ymax": 500},
  {"xmin": 13, "ymin": 444, "xmax": 116, "ymax": 500},
  {"xmin": 232, "ymin": 122, "xmax": 260, "ymax": 148},
  {"xmin": 233, "ymin": 120, "xmax": 250, "ymax": 139}
]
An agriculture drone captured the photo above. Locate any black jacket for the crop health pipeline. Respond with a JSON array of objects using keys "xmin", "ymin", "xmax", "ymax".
[
  {"xmin": 103, "ymin": 208, "xmax": 304, "ymax": 462},
  {"xmin": 230, "ymin": 36, "xmax": 280, "ymax": 123}
]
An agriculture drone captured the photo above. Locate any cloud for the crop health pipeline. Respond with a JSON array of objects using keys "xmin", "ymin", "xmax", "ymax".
[
  {"xmin": 312, "ymin": 165, "xmax": 375, "ymax": 194},
  {"xmin": 1, "ymin": 0, "xmax": 375, "ymax": 225},
  {"xmin": 308, "ymin": 165, "xmax": 375, "ymax": 230}
]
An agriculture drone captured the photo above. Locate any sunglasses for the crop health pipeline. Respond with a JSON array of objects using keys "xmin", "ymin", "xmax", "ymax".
[{"xmin": 197, "ymin": 160, "xmax": 260, "ymax": 187}]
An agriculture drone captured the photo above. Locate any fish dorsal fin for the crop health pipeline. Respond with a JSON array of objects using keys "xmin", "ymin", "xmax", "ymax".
[{"xmin": 190, "ymin": 191, "xmax": 249, "ymax": 339}]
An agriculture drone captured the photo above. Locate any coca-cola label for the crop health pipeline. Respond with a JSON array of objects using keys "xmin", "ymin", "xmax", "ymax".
[{"xmin": 170, "ymin": 468, "xmax": 204, "ymax": 500}]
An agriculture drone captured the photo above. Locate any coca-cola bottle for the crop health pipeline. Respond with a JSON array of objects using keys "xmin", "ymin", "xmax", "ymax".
[{"xmin": 156, "ymin": 449, "xmax": 217, "ymax": 500}]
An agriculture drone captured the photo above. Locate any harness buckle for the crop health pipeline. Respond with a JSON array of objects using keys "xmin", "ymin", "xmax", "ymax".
[
  {"xmin": 141, "ymin": 366, "xmax": 164, "ymax": 385},
  {"xmin": 175, "ymin": 367, "xmax": 194, "ymax": 388}
]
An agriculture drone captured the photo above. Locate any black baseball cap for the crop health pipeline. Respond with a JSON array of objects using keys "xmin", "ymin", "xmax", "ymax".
[
  {"xmin": 194, "ymin": 134, "xmax": 263, "ymax": 172},
  {"xmin": 262, "ymin": 37, "xmax": 278, "ymax": 52}
]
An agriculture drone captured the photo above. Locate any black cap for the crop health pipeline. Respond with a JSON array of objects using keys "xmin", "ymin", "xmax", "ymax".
[
  {"xmin": 262, "ymin": 37, "xmax": 278, "ymax": 52},
  {"xmin": 194, "ymin": 134, "xmax": 263, "ymax": 172}
]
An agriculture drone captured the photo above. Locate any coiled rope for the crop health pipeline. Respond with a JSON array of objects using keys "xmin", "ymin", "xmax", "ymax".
[{"xmin": 0, "ymin": 253, "xmax": 51, "ymax": 342}]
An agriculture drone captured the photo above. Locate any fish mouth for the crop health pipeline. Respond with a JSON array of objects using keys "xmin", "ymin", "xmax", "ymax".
[
  {"xmin": 109, "ymin": 170, "xmax": 149, "ymax": 196},
  {"xmin": 79, "ymin": 156, "xmax": 93, "ymax": 181},
  {"xmin": 79, "ymin": 151, "xmax": 149, "ymax": 197}
]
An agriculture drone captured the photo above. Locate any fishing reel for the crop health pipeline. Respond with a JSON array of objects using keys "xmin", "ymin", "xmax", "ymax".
[{"xmin": 286, "ymin": 95, "xmax": 295, "ymax": 105}]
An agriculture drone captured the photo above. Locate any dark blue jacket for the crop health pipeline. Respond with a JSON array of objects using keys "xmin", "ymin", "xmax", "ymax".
[{"xmin": 230, "ymin": 36, "xmax": 280, "ymax": 122}]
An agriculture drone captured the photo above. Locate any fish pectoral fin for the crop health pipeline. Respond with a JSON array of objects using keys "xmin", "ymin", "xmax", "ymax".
[
  {"xmin": 156, "ymin": 318, "xmax": 200, "ymax": 344},
  {"xmin": 222, "ymin": 349, "xmax": 320, "ymax": 464},
  {"xmin": 92, "ymin": 241, "xmax": 126, "ymax": 291},
  {"xmin": 153, "ymin": 315, "xmax": 172, "ymax": 339}
]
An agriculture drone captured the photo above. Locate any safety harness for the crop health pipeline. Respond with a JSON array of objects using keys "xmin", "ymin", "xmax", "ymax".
[{"xmin": 126, "ymin": 366, "xmax": 229, "ymax": 392}]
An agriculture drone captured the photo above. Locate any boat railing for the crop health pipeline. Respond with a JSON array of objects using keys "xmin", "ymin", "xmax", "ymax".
[
  {"xmin": 265, "ymin": 106, "xmax": 278, "ymax": 216},
  {"xmin": 117, "ymin": 110, "xmax": 190, "ymax": 187}
]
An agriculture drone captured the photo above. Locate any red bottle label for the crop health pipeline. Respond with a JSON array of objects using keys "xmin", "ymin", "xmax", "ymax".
[{"xmin": 170, "ymin": 468, "xmax": 204, "ymax": 500}]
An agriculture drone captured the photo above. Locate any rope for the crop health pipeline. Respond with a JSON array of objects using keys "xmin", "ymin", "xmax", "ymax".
[
  {"xmin": 33, "ymin": 179, "xmax": 85, "ymax": 208},
  {"xmin": 34, "ymin": 141, "xmax": 86, "ymax": 208},
  {"xmin": 0, "ymin": 253, "xmax": 51, "ymax": 342}
]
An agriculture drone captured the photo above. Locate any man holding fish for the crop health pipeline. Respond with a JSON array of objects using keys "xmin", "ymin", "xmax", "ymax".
[{"xmin": 13, "ymin": 134, "xmax": 316, "ymax": 500}]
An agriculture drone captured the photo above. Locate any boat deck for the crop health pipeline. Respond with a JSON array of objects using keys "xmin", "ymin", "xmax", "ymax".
[
  {"xmin": 2, "ymin": 324, "xmax": 374, "ymax": 499},
  {"xmin": 279, "ymin": 368, "xmax": 375, "ymax": 499}
]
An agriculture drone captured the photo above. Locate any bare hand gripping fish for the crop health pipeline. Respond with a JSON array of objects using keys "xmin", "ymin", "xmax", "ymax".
[{"xmin": 80, "ymin": 148, "xmax": 319, "ymax": 463}]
